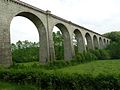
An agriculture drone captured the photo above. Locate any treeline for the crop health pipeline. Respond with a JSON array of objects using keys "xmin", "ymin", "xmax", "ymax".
[
  {"xmin": 11, "ymin": 31, "xmax": 120, "ymax": 63},
  {"xmin": 11, "ymin": 31, "xmax": 64, "ymax": 63},
  {"xmin": 11, "ymin": 40, "xmax": 39, "ymax": 63},
  {"xmin": 104, "ymin": 31, "xmax": 120, "ymax": 59}
]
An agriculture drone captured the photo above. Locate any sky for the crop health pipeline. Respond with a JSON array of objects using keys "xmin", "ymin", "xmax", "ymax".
[{"xmin": 10, "ymin": 0, "xmax": 120, "ymax": 43}]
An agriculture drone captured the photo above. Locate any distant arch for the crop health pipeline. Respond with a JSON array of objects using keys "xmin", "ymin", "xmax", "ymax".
[
  {"xmin": 93, "ymin": 35, "xmax": 99, "ymax": 49},
  {"xmin": 103, "ymin": 38, "xmax": 106, "ymax": 47},
  {"xmin": 73, "ymin": 29, "xmax": 84, "ymax": 53},
  {"xmin": 107, "ymin": 40, "xmax": 109, "ymax": 44},
  {"xmin": 85, "ymin": 33, "xmax": 93, "ymax": 50},
  {"xmin": 99, "ymin": 37, "xmax": 103, "ymax": 49}
]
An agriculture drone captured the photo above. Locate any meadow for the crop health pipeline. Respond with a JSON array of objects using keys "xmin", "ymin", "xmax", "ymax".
[{"xmin": 57, "ymin": 60, "xmax": 120, "ymax": 76}]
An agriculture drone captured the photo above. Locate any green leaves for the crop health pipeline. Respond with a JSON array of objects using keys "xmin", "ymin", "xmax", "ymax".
[
  {"xmin": 0, "ymin": 68, "xmax": 120, "ymax": 89},
  {"xmin": 53, "ymin": 31, "xmax": 64, "ymax": 60},
  {"xmin": 11, "ymin": 40, "xmax": 39, "ymax": 63},
  {"xmin": 104, "ymin": 31, "xmax": 120, "ymax": 42}
]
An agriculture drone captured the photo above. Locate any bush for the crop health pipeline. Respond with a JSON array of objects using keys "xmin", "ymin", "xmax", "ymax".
[
  {"xmin": 75, "ymin": 51, "xmax": 97, "ymax": 63},
  {"xmin": 107, "ymin": 41, "xmax": 120, "ymax": 59},
  {"xmin": 47, "ymin": 60, "xmax": 68, "ymax": 69},
  {"xmin": 89, "ymin": 49, "xmax": 111, "ymax": 60},
  {"xmin": 0, "ymin": 69, "xmax": 120, "ymax": 89}
]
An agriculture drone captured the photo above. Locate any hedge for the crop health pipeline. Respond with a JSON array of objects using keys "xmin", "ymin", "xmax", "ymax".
[{"xmin": 0, "ymin": 68, "xmax": 120, "ymax": 90}]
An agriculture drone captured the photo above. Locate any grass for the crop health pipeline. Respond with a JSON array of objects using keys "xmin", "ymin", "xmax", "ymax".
[
  {"xmin": 56, "ymin": 60, "xmax": 120, "ymax": 76},
  {"xmin": 0, "ymin": 81, "xmax": 38, "ymax": 90},
  {"xmin": 12, "ymin": 59, "xmax": 120, "ymax": 76}
]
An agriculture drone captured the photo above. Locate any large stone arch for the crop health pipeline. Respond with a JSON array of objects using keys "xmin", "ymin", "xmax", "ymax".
[
  {"xmin": 10, "ymin": 12, "xmax": 48, "ymax": 64},
  {"xmin": 93, "ymin": 35, "xmax": 99, "ymax": 49},
  {"xmin": 73, "ymin": 29, "xmax": 85, "ymax": 53},
  {"xmin": 51, "ymin": 23, "xmax": 72, "ymax": 61},
  {"xmin": 85, "ymin": 33, "xmax": 93, "ymax": 50}
]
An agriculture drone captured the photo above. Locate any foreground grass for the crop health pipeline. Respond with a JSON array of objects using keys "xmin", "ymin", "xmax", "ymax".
[{"xmin": 0, "ymin": 81, "xmax": 38, "ymax": 90}]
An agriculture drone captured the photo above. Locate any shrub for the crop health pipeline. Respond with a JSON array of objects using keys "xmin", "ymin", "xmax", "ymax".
[
  {"xmin": 47, "ymin": 60, "xmax": 68, "ymax": 69},
  {"xmin": 75, "ymin": 51, "xmax": 97, "ymax": 63},
  {"xmin": 107, "ymin": 41, "xmax": 120, "ymax": 59},
  {"xmin": 89, "ymin": 49, "xmax": 111, "ymax": 60},
  {"xmin": 0, "ymin": 69, "xmax": 120, "ymax": 89}
]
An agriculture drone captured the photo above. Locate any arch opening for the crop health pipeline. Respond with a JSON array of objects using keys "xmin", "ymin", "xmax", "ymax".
[
  {"xmin": 52, "ymin": 23, "xmax": 71, "ymax": 60},
  {"xmin": 93, "ymin": 35, "xmax": 99, "ymax": 49},
  {"xmin": 10, "ymin": 12, "xmax": 47, "ymax": 64},
  {"xmin": 99, "ymin": 37, "xmax": 103, "ymax": 49},
  {"xmin": 103, "ymin": 38, "xmax": 106, "ymax": 48},
  {"xmin": 73, "ymin": 29, "xmax": 84, "ymax": 54},
  {"xmin": 107, "ymin": 40, "xmax": 109, "ymax": 44},
  {"xmin": 85, "ymin": 33, "xmax": 93, "ymax": 50},
  {"xmin": 52, "ymin": 26, "xmax": 64, "ymax": 60}
]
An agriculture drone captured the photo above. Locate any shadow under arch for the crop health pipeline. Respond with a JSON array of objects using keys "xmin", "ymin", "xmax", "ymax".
[
  {"xmin": 73, "ymin": 29, "xmax": 85, "ymax": 53},
  {"xmin": 103, "ymin": 38, "xmax": 107, "ymax": 48},
  {"xmin": 10, "ymin": 12, "xmax": 48, "ymax": 64},
  {"xmin": 93, "ymin": 35, "xmax": 99, "ymax": 49},
  {"xmin": 85, "ymin": 33, "xmax": 93, "ymax": 50},
  {"xmin": 99, "ymin": 37, "xmax": 103, "ymax": 49},
  {"xmin": 52, "ymin": 23, "xmax": 72, "ymax": 61}
]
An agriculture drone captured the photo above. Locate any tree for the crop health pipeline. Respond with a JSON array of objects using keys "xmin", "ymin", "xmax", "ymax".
[
  {"xmin": 104, "ymin": 31, "xmax": 120, "ymax": 59},
  {"xmin": 53, "ymin": 31, "xmax": 64, "ymax": 60},
  {"xmin": 12, "ymin": 40, "xmax": 39, "ymax": 63},
  {"xmin": 104, "ymin": 31, "xmax": 120, "ymax": 42},
  {"xmin": 107, "ymin": 41, "xmax": 120, "ymax": 59}
]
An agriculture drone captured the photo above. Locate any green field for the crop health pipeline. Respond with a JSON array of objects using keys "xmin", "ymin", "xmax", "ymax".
[{"xmin": 57, "ymin": 60, "xmax": 120, "ymax": 76}]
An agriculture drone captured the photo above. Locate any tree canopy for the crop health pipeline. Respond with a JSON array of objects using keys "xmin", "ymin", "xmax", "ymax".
[{"xmin": 104, "ymin": 31, "xmax": 120, "ymax": 59}]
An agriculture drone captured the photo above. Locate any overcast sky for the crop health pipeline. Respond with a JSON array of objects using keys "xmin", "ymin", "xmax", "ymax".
[{"xmin": 10, "ymin": 0, "xmax": 120, "ymax": 43}]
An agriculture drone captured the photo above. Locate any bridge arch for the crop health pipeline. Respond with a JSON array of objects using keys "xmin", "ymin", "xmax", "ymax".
[
  {"xmin": 0, "ymin": 0, "xmax": 111, "ymax": 66},
  {"xmin": 93, "ymin": 35, "xmax": 99, "ymax": 49},
  {"xmin": 51, "ymin": 23, "xmax": 72, "ymax": 61},
  {"xmin": 10, "ymin": 12, "xmax": 48, "ymax": 64},
  {"xmin": 107, "ymin": 40, "xmax": 109, "ymax": 44},
  {"xmin": 99, "ymin": 37, "xmax": 103, "ymax": 49},
  {"xmin": 73, "ymin": 29, "xmax": 85, "ymax": 54},
  {"xmin": 103, "ymin": 38, "xmax": 106, "ymax": 48},
  {"xmin": 85, "ymin": 33, "xmax": 93, "ymax": 50}
]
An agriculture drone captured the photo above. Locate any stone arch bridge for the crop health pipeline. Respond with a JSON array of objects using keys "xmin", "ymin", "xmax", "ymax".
[{"xmin": 0, "ymin": 0, "xmax": 110, "ymax": 66}]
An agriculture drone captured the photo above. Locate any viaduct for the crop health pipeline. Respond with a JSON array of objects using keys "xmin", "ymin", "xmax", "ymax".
[{"xmin": 0, "ymin": 0, "xmax": 110, "ymax": 66}]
